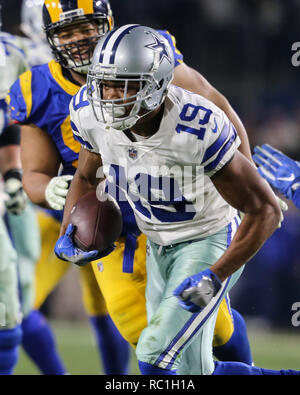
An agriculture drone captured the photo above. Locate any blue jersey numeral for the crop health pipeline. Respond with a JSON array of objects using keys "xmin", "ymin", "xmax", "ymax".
[
  {"xmin": 107, "ymin": 164, "xmax": 196, "ymax": 223},
  {"xmin": 72, "ymin": 86, "xmax": 90, "ymax": 111},
  {"xmin": 176, "ymin": 103, "xmax": 212, "ymax": 140}
]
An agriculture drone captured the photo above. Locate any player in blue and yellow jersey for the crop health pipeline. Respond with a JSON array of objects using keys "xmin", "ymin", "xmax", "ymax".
[{"xmin": 8, "ymin": 0, "xmax": 254, "ymax": 374}]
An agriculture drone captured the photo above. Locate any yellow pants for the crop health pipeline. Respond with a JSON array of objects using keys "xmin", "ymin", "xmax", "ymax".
[
  {"xmin": 34, "ymin": 211, "xmax": 107, "ymax": 316},
  {"xmin": 34, "ymin": 211, "xmax": 234, "ymax": 347}
]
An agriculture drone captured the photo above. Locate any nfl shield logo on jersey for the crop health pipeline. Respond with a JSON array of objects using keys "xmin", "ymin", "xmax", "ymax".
[{"xmin": 128, "ymin": 147, "xmax": 138, "ymax": 160}]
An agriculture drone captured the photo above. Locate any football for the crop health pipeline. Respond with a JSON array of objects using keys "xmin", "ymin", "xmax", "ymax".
[{"xmin": 70, "ymin": 187, "xmax": 123, "ymax": 252}]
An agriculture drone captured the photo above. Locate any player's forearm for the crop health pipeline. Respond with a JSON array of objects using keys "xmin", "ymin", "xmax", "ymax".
[
  {"xmin": 210, "ymin": 204, "xmax": 280, "ymax": 282},
  {"xmin": 210, "ymin": 151, "xmax": 281, "ymax": 282},
  {"xmin": 23, "ymin": 171, "xmax": 52, "ymax": 208},
  {"xmin": 60, "ymin": 169, "xmax": 97, "ymax": 237}
]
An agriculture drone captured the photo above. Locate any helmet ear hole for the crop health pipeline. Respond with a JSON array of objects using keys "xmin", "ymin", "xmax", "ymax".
[{"xmin": 158, "ymin": 79, "xmax": 164, "ymax": 89}]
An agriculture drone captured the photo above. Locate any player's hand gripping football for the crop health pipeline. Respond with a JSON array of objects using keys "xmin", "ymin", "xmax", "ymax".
[
  {"xmin": 45, "ymin": 175, "xmax": 74, "ymax": 210},
  {"xmin": 253, "ymin": 144, "xmax": 300, "ymax": 200},
  {"xmin": 4, "ymin": 169, "xmax": 28, "ymax": 215},
  {"xmin": 173, "ymin": 269, "xmax": 222, "ymax": 313},
  {"xmin": 54, "ymin": 223, "xmax": 115, "ymax": 266}
]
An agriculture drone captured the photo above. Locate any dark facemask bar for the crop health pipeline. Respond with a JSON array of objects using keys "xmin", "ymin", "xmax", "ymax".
[{"xmin": 48, "ymin": 19, "xmax": 109, "ymax": 69}]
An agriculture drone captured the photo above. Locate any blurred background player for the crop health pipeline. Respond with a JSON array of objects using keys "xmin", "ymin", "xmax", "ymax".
[
  {"xmin": 0, "ymin": 4, "xmax": 41, "ymax": 374},
  {"xmin": 8, "ymin": 0, "xmax": 255, "ymax": 374},
  {"xmin": 0, "ymin": 0, "xmax": 52, "ymax": 67},
  {"xmin": 9, "ymin": 0, "xmax": 130, "ymax": 375},
  {"xmin": 19, "ymin": 0, "xmax": 52, "ymax": 66},
  {"xmin": 1, "ymin": 0, "xmax": 68, "ymax": 376}
]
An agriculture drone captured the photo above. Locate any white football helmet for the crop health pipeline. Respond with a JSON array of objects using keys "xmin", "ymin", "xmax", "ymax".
[{"xmin": 87, "ymin": 24, "xmax": 175, "ymax": 130}]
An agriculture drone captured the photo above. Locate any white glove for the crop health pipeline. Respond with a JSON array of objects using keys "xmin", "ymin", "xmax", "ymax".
[
  {"xmin": 45, "ymin": 175, "xmax": 73, "ymax": 210},
  {"xmin": 4, "ymin": 176, "xmax": 28, "ymax": 215}
]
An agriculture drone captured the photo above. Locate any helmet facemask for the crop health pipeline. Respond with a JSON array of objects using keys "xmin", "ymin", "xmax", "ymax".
[
  {"xmin": 87, "ymin": 63, "xmax": 173, "ymax": 130},
  {"xmin": 48, "ymin": 17, "xmax": 110, "ymax": 74},
  {"xmin": 87, "ymin": 64, "xmax": 171, "ymax": 130}
]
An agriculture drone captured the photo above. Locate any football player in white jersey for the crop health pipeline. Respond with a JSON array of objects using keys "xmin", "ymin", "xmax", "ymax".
[
  {"xmin": 0, "ymin": 5, "xmax": 41, "ymax": 374},
  {"xmin": 54, "ymin": 25, "xmax": 300, "ymax": 375},
  {"xmin": 15, "ymin": 0, "xmax": 256, "ymax": 374},
  {"xmin": 0, "ymin": 1, "xmax": 52, "ymax": 68}
]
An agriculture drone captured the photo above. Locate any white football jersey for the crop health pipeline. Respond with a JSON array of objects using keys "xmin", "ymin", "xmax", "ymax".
[
  {"xmin": 70, "ymin": 84, "xmax": 240, "ymax": 245},
  {"xmin": 17, "ymin": 36, "xmax": 52, "ymax": 67},
  {"xmin": 0, "ymin": 33, "xmax": 29, "ymax": 99},
  {"xmin": 0, "ymin": 33, "xmax": 29, "ymax": 135}
]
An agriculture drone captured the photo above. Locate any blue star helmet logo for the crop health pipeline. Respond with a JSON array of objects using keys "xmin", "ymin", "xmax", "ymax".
[{"xmin": 145, "ymin": 32, "xmax": 172, "ymax": 65}]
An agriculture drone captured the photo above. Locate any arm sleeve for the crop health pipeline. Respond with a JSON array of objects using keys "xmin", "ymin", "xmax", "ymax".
[
  {"xmin": 198, "ymin": 105, "xmax": 241, "ymax": 178},
  {"xmin": 6, "ymin": 70, "xmax": 32, "ymax": 124}
]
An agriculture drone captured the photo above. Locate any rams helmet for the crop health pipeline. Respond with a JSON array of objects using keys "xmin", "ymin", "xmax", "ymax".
[{"xmin": 42, "ymin": 0, "xmax": 114, "ymax": 72}]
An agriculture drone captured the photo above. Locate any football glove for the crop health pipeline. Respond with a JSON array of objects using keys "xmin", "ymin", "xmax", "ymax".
[
  {"xmin": 173, "ymin": 268, "xmax": 222, "ymax": 313},
  {"xmin": 54, "ymin": 223, "xmax": 115, "ymax": 266},
  {"xmin": 3, "ymin": 169, "xmax": 28, "ymax": 215},
  {"xmin": 253, "ymin": 144, "xmax": 300, "ymax": 200},
  {"xmin": 45, "ymin": 175, "xmax": 73, "ymax": 210}
]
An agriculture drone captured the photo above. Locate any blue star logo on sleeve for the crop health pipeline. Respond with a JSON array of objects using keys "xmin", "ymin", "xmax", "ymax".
[{"xmin": 145, "ymin": 33, "xmax": 172, "ymax": 65}]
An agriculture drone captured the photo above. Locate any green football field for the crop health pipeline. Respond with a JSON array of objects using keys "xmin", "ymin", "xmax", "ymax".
[{"xmin": 14, "ymin": 320, "xmax": 299, "ymax": 375}]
